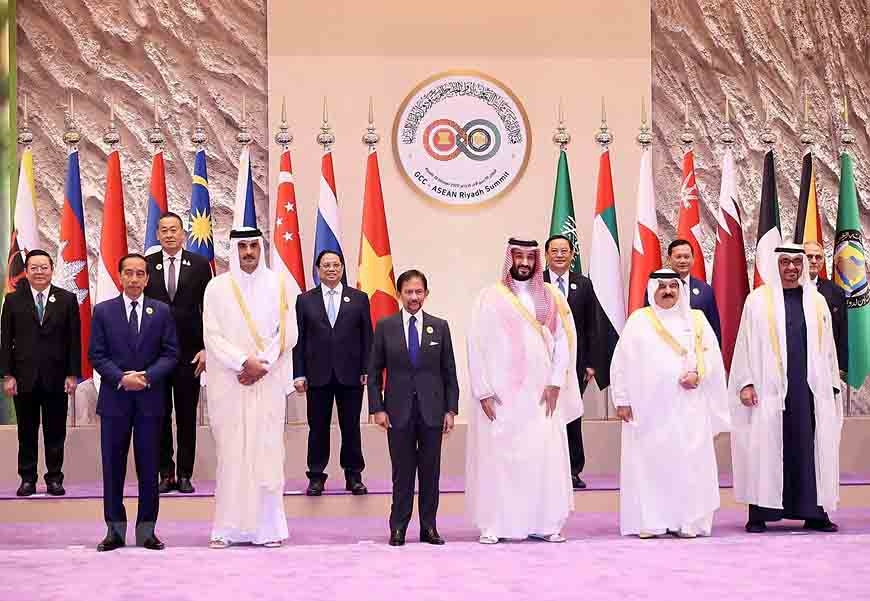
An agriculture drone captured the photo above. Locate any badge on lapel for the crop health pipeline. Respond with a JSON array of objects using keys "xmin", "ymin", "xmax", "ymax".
[
  {"xmin": 155, "ymin": 263, "xmax": 163, "ymax": 271},
  {"xmin": 426, "ymin": 326, "xmax": 434, "ymax": 334},
  {"xmin": 692, "ymin": 288, "xmax": 700, "ymax": 296},
  {"xmin": 344, "ymin": 296, "xmax": 350, "ymax": 303},
  {"xmin": 145, "ymin": 307, "xmax": 154, "ymax": 315},
  {"xmin": 570, "ymin": 282, "xmax": 577, "ymax": 290},
  {"xmin": 48, "ymin": 295, "xmax": 56, "ymax": 303}
]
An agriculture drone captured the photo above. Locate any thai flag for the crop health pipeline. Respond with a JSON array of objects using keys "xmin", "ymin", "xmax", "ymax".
[
  {"xmin": 312, "ymin": 149, "xmax": 345, "ymax": 285},
  {"xmin": 144, "ymin": 150, "xmax": 168, "ymax": 255},
  {"xmin": 232, "ymin": 146, "xmax": 257, "ymax": 229}
]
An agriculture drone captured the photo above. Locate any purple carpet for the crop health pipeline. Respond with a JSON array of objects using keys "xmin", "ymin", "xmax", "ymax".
[{"xmin": 1, "ymin": 510, "xmax": 869, "ymax": 600}]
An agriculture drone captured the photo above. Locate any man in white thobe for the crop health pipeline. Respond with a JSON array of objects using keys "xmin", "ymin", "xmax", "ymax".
[
  {"xmin": 730, "ymin": 243, "xmax": 842, "ymax": 533},
  {"xmin": 466, "ymin": 238, "xmax": 582, "ymax": 545},
  {"xmin": 203, "ymin": 228, "xmax": 299, "ymax": 548},
  {"xmin": 612, "ymin": 269, "xmax": 730, "ymax": 538}
]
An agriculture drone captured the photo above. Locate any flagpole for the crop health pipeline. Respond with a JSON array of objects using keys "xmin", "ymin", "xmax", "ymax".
[
  {"xmin": 679, "ymin": 98, "xmax": 694, "ymax": 150},
  {"xmin": 594, "ymin": 99, "xmax": 612, "ymax": 419},
  {"xmin": 149, "ymin": 95, "xmax": 164, "ymax": 151},
  {"xmin": 191, "ymin": 96, "xmax": 207, "ymax": 150},
  {"xmin": 318, "ymin": 96, "xmax": 335, "ymax": 151},
  {"xmin": 104, "ymin": 97, "xmax": 120, "ymax": 150},
  {"xmin": 553, "ymin": 97, "xmax": 571, "ymax": 151},
  {"xmin": 63, "ymin": 93, "xmax": 81, "ymax": 427},
  {"xmin": 840, "ymin": 95, "xmax": 855, "ymax": 416}
]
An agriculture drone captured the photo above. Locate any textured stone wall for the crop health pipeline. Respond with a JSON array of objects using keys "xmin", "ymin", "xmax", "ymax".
[{"xmin": 652, "ymin": 0, "xmax": 870, "ymax": 411}]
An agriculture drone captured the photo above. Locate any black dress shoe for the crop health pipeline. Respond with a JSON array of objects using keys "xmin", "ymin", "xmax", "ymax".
[
  {"xmin": 572, "ymin": 475, "xmax": 587, "ymax": 490},
  {"xmin": 420, "ymin": 528, "xmax": 445, "ymax": 545},
  {"xmin": 306, "ymin": 479, "xmax": 325, "ymax": 496},
  {"xmin": 97, "ymin": 534, "xmax": 125, "ymax": 552},
  {"xmin": 139, "ymin": 535, "xmax": 165, "ymax": 550},
  {"xmin": 804, "ymin": 518, "xmax": 839, "ymax": 533},
  {"xmin": 16, "ymin": 481, "xmax": 36, "ymax": 497},
  {"xmin": 158, "ymin": 477, "xmax": 177, "ymax": 494},
  {"xmin": 177, "ymin": 478, "xmax": 195, "ymax": 494},
  {"xmin": 46, "ymin": 481, "xmax": 66, "ymax": 496},
  {"xmin": 745, "ymin": 520, "xmax": 767, "ymax": 533},
  {"xmin": 345, "ymin": 478, "xmax": 368, "ymax": 496},
  {"xmin": 389, "ymin": 528, "xmax": 406, "ymax": 546}
]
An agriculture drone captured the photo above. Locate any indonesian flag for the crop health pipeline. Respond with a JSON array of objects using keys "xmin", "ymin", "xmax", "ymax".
[
  {"xmin": 4, "ymin": 148, "xmax": 40, "ymax": 293},
  {"xmin": 627, "ymin": 149, "xmax": 661, "ymax": 314},
  {"xmin": 143, "ymin": 150, "xmax": 168, "ymax": 255},
  {"xmin": 711, "ymin": 147, "xmax": 750, "ymax": 373},
  {"xmin": 95, "ymin": 149, "xmax": 129, "ymax": 305},
  {"xmin": 677, "ymin": 150, "xmax": 706, "ymax": 280},
  {"xmin": 272, "ymin": 149, "xmax": 306, "ymax": 292},
  {"xmin": 752, "ymin": 150, "xmax": 782, "ymax": 287},
  {"xmin": 357, "ymin": 147, "xmax": 399, "ymax": 325}
]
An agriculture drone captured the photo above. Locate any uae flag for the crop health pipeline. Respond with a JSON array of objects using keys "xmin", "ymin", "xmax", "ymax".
[
  {"xmin": 549, "ymin": 149, "xmax": 581, "ymax": 273},
  {"xmin": 272, "ymin": 149, "xmax": 306, "ymax": 292},
  {"xmin": 5, "ymin": 148, "xmax": 40, "ymax": 293},
  {"xmin": 677, "ymin": 149, "xmax": 707, "ymax": 280},
  {"xmin": 627, "ymin": 148, "xmax": 661, "ymax": 314},
  {"xmin": 711, "ymin": 147, "xmax": 750, "ymax": 372},
  {"xmin": 752, "ymin": 150, "xmax": 782, "ymax": 287},
  {"xmin": 793, "ymin": 150, "xmax": 827, "ymax": 278},
  {"xmin": 588, "ymin": 149, "xmax": 624, "ymax": 389}
]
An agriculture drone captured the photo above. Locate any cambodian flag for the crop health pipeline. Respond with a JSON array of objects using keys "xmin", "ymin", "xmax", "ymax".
[
  {"xmin": 186, "ymin": 149, "xmax": 215, "ymax": 274},
  {"xmin": 144, "ymin": 150, "xmax": 168, "ymax": 255},
  {"xmin": 313, "ymin": 149, "xmax": 345, "ymax": 285}
]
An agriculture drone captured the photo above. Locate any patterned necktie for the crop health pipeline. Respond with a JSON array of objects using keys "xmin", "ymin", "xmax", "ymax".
[
  {"xmin": 129, "ymin": 300, "xmax": 140, "ymax": 340},
  {"xmin": 36, "ymin": 292, "xmax": 45, "ymax": 324},
  {"xmin": 167, "ymin": 256, "xmax": 177, "ymax": 302},
  {"xmin": 327, "ymin": 289, "xmax": 337, "ymax": 327},
  {"xmin": 557, "ymin": 276, "xmax": 566, "ymax": 296},
  {"xmin": 408, "ymin": 315, "xmax": 420, "ymax": 368}
]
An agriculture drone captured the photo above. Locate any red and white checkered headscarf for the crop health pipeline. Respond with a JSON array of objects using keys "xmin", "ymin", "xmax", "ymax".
[{"xmin": 501, "ymin": 238, "xmax": 558, "ymax": 334}]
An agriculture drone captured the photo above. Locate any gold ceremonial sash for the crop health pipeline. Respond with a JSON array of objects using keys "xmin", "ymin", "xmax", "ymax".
[
  {"xmin": 547, "ymin": 283, "xmax": 576, "ymax": 354},
  {"xmin": 640, "ymin": 307, "xmax": 707, "ymax": 380},
  {"xmin": 762, "ymin": 286, "xmax": 785, "ymax": 378},
  {"xmin": 496, "ymin": 282, "xmax": 545, "ymax": 342},
  {"xmin": 229, "ymin": 274, "xmax": 290, "ymax": 355},
  {"xmin": 278, "ymin": 274, "xmax": 288, "ymax": 354}
]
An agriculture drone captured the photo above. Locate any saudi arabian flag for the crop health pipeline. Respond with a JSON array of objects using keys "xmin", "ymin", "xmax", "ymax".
[
  {"xmin": 833, "ymin": 152, "xmax": 870, "ymax": 389},
  {"xmin": 549, "ymin": 149, "xmax": 581, "ymax": 273}
]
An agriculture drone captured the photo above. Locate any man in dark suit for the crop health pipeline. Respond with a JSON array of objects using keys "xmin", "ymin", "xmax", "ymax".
[
  {"xmin": 804, "ymin": 241, "xmax": 848, "ymax": 375},
  {"xmin": 368, "ymin": 269, "xmax": 459, "ymax": 547},
  {"xmin": 293, "ymin": 250, "xmax": 372, "ymax": 495},
  {"xmin": 1, "ymin": 249, "xmax": 80, "ymax": 496},
  {"xmin": 542, "ymin": 235, "xmax": 604, "ymax": 490},
  {"xmin": 89, "ymin": 253, "xmax": 178, "ymax": 552},
  {"xmin": 144, "ymin": 212, "xmax": 211, "ymax": 494}
]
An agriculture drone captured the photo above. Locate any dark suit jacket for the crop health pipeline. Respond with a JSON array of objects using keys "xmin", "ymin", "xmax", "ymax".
[
  {"xmin": 89, "ymin": 295, "xmax": 178, "ymax": 417},
  {"xmin": 367, "ymin": 311, "xmax": 459, "ymax": 429},
  {"xmin": 0, "ymin": 282, "xmax": 81, "ymax": 393},
  {"xmin": 644, "ymin": 275, "xmax": 722, "ymax": 345},
  {"xmin": 293, "ymin": 285, "xmax": 373, "ymax": 387},
  {"xmin": 143, "ymin": 250, "xmax": 211, "ymax": 363},
  {"xmin": 816, "ymin": 277, "xmax": 849, "ymax": 373}
]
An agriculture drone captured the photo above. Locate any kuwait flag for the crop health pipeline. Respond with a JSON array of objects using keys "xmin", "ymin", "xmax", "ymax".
[
  {"xmin": 143, "ymin": 150, "xmax": 168, "ymax": 255},
  {"xmin": 627, "ymin": 148, "xmax": 661, "ymax": 314},
  {"xmin": 588, "ymin": 149, "xmax": 624, "ymax": 389},
  {"xmin": 313, "ymin": 149, "xmax": 345, "ymax": 285},
  {"xmin": 549, "ymin": 149, "xmax": 581, "ymax": 273},
  {"xmin": 272, "ymin": 149, "xmax": 306, "ymax": 292},
  {"xmin": 833, "ymin": 152, "xmax": 870, "ymax": 388},
  {"xmin": 677, "ymin": 149, "xmax": 707, "ymax": 280},
  {"xmin": 95, "ymin": 149, "xmax": 129, "ymax": 306},
  {"xmin": 357, "ymin": 147, "xmax": 399, "ymax": 325},
  {"xmin": 5, "ymin": 148, "xmax": 40, "ymax": 293},
  {"xmin": 232, "ymin": 146, "xmax": 257, "ymax": 229},
  {"xmin": 752, "ymin": 150, "xmax": 782, "ymax": 287},
  {"xmin": 793, "ymin": 149, "xmax": 827, "ymax": 278},
  {"xmin": 711, "ymin": 147, "xmax": 750, "ymax": 373},
  {"xmin": 54, "ymin": 149, "xmax": 93, "ymax": 378}
]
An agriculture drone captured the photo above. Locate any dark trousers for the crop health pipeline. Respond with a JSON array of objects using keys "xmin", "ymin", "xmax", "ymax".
[
  {"xmin": 387, "ymin": 400, "xmax": 443, "ymax": 532},
  {"xmin": 566, "ymin": 416, "xmax": 585, "ymax": 475},
  {"xmin": 306, "ymin": 374, "xmax": 365, "ymax": 480},
  {"xmin": 14, "ymin": 382, "xmax": 67, "ymax": 484},
  {"xmin": 159, "ymin": 362, "xmax": 200, "ymax": 479},
  {"xmin": 101, "ymin": 414, "xmax": 162, "ymax": 542}
]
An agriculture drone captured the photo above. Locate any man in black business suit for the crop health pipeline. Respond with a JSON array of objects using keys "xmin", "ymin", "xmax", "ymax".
[
  {"xmin": 368, "ymin": 269, "xmax": 459, "ymax": 546},
  {"xmin": 1, "ymin": 250, "xmax": 80, "ymax": 497},
  {"xmin": 90, "ymin": 253, "xmax": 178, "ymax": 551},
  {"xmin": 293, "ymin": 250, "xmax": 372, "ymax": 495},
  {"xmin": 804, "ymin": 241, "xmax": 849, "ymax": 375},
  {"xmin": 144, "ymin": 212, "xmax": 211, "ymax": 495},
  {"xmin": 542, "ymin": 235, "xmax": 604, "ymax": 490}
]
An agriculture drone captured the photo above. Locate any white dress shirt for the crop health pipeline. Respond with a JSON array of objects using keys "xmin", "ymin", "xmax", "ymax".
[
  {"xmin": 401, "ymin": 308, "xmax": 423, "ymax": 349},
  {"xmin": 547, "ymin": 269, "xmax": 570, "ymax": 297},
  {"xmin": 31, "ymin": 285, "xmax": 51, "ymax": 319},
  {"xmin": 322, "ymin": 282, "xmax": 343, "ymax": 321},
  {"xmin": 162, "ymin": 249, "xmax": 183, "ymax": 292},
  {"xmin": 123, "ymin": 293, "xmax": 144, "ymax": 331}
]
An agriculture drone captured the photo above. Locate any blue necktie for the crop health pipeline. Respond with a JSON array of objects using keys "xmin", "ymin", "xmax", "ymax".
[
  {"xmin": 557, "ymin": 276, "xmax": 566, "ymax": 296},
  {"xmin": 408, "ymin": 315, "xmax": 420, "ymax": 368},
  {"xmin": 327, "ymin": 289, "xmax": 337, "ymax": 327},
  {"xmin": 36, "ymin": 292, "xmax": 45, "ymax": 324},
  {"xmin": 129, "ymin": 300, "xmax": 140, "ymax": 341}
]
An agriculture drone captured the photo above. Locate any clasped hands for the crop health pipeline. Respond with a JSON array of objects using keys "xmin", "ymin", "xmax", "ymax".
[
  {"xmin": 120, "ymin": 371, "xmax": 149, "ymax": 391},
  {"xmin": 480, "ymin": 385, "xmax": 561, "ymax": 422},
  {"xmin": 238, "ymin": 356, "xmax": 268, "ymax": 386}
]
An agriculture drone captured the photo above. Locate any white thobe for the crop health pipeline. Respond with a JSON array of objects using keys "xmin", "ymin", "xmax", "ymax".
[
  {"xmin": 466, "ymin": 281, "xmax": 582, "ymax": 539},
  {"xmin": 203, "ymin": 269, "xmax": 298, "ymax": 544},
  {"xmin": 612, "ymin": 307, "xmax": 730, "ymax": 536}
]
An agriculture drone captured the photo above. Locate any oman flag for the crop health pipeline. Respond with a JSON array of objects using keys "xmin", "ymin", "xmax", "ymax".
[
  {"xmin": 677, "ymin": 149, "xmax": 706, "ymax": 279},
  {"xmin": 627, "ymin": 148, "xmax": 661, "ymax": 314},
  {"xmin": 272, "ymin": 149, "xmax": 306, "ymax": 292},
  {"xmin": 357, "ymin": 147, "xmax": 399, "ymax": 325},
  {"xmin": 753, "ymin": 150, "xmax": 782, "ymax": 287},
  {"xmin": 143, "ymin": 150, "xmax": 168, "ymax": 255},
  {"xmin": 95, "ymin": 149, "xmax": 129, "ymax": 305}
]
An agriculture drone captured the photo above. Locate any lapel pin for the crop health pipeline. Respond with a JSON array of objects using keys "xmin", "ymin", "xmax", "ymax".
[
  {"xmin": 145, "ymin": 306, "xmax": 154, "ymax": 315},
  {"xmin": 570, "ymin": 282, "xmax": 577, "ymax": 290},
  {"xmin": 155, "ymin": 263, "xmax": 163, "ymax": 271},
  {"xmin": 48, "ymin": 295, "xmax": 56, "ymax": 303},
  {"xmin": 426, "ymin": 326, "xmax": 434, "ymax": 334},
  {"xmin": 692, "ymin": 288, "xmax": 700, "ymax": 296},
  {"xmin": 344, "ymin": 296, "xmax": 350, "ymax": 303}
]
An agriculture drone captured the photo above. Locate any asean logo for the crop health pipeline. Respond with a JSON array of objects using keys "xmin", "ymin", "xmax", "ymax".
[{"xmin": 393, "ymin": 71, "xmax": 530, "ymax": 207}]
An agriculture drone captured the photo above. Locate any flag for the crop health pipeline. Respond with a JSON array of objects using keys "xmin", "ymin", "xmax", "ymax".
[
  {"xmin": 186, "ymin": 149, "xmax": 215, "ymax": 274},
  {"xmin": 549, "ymin": 149, "xmax": 581, "ymax": 273},
  {"xmin": 357, "ymin": 147, "xmax": 399, "ymax": 325},
  {"xmin": 793, "ymin": 149, "xmax": 827, "ymax": 278},
  {"xmin": 752, "ymin": 150, "xmax": 782, "ymax": 287},
  {"xmin": 232, "ymin": 146, "xmax": 257, "ymax": 229},
  {"xmin": 95, "ymin": 150, "xmax": 129, "ymax": 306},
  {"xmin": 833, "ymin": 152, "xmax": 870, "ymax": 389},
  {"xmin": 677, "ymin": 149, "xmax": 707, "ymax": 280},
  {"xmin": 627, "ymin": 149, "xmax": 661, "ymax": 314},
  {"xmin": 711, "ymin": 147, "xmax": 750, "ymax": 373},
  {"xmin": 588, "ymin": 149, "xmax": 624, "ymax": 389},
  {"xmin": 272, "ymin": 149, "xmax": 306, "ymax": 291},
  {"xmin": 143, "ymin": 150, "xmax": 168, "ymax": 255},
  {"xmin": 313, "ymin": 149, "xmax": 345, "ymax": 285},
  {"xmin": 4, "ymin": 148, "xmax": 40, "ymax": 293},
  {"xmin": 54, "ymin": 149, "xmax": 93, "ymax": 378}
]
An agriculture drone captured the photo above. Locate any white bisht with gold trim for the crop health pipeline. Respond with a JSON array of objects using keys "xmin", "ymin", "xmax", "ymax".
[
  {"xmin": 465, "ymin": 280, "xmax": 582, "ymax": 539},
  {"xmin": 203, "ymin": 235, "xmax": 299, "ymax": 544}
]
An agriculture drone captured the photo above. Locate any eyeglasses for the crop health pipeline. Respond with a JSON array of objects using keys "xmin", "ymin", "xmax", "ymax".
[{"xmin": 27, "ymin": 265, "xmax": 51, "ymax": 273}]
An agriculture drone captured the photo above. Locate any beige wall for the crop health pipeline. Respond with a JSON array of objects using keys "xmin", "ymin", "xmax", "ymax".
[{"xmin": 267, "ymin": 2, "xmax": 652, "ymax": 418}]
